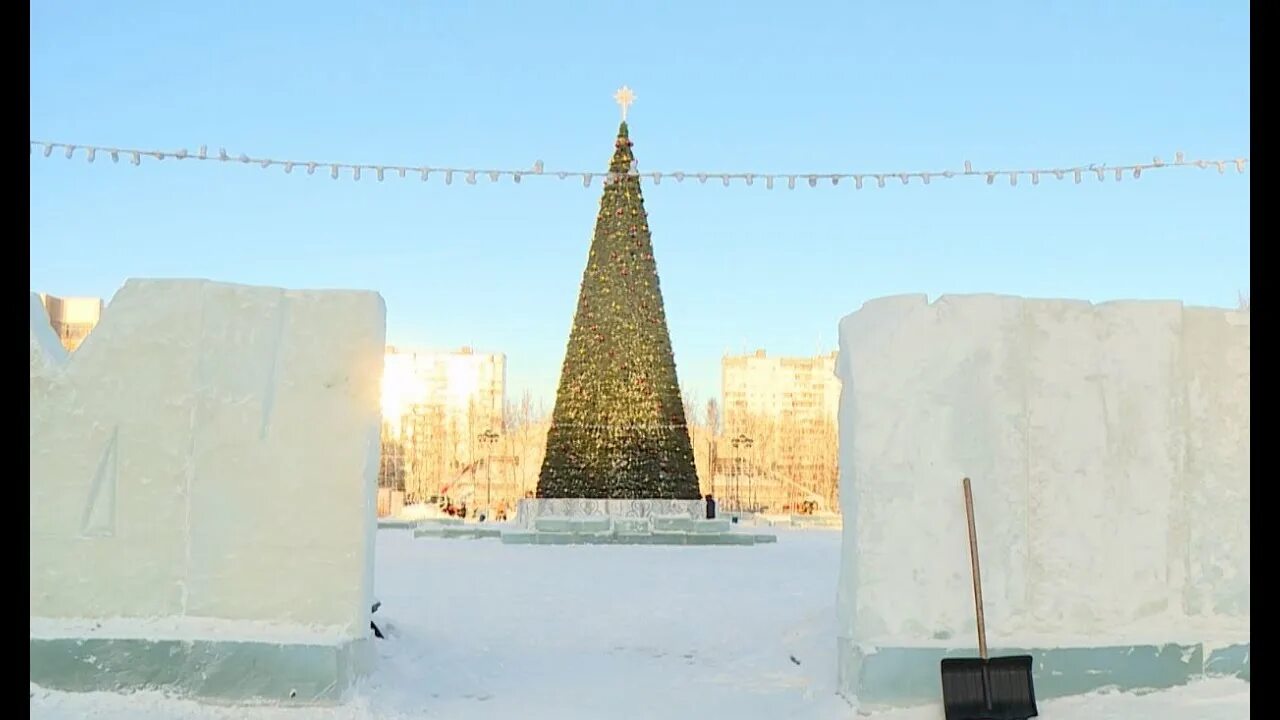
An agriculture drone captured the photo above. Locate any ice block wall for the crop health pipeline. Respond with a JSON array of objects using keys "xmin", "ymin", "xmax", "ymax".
[
  {"xmin": 30, "ymin": 279, "xmax": 386, "ymax": 640},
  {"xmin": 835, "ymin": 294, "xmax": 1249, "ymax": 704}
]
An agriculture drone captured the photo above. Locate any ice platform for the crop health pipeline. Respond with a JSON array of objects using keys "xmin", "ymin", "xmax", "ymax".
[
  {"xmin": 413, "ymin": 522, "xmax": 504, "ymax": 540},
  {"xmin": 376, "ymin": 518, "xmax": 418, "ymax": 530},
  {"xmin": 29, "ymin": 618, "xmax": 373, "ymax": 705},
  {"xmin": 500, "ymin": 514, "xmax": 775, "ymax": 546},
  {"xmin": 514, "ymin": 497, "xmax": 706, "ymax": 528},
  {"xmin": 838, "ymin": 638, "xmax": 1250, "ymax": 709}
]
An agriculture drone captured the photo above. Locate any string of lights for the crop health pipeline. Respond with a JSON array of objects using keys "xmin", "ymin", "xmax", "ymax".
[{"xmin": 30, "ymin": 140, "xmax": 1248, "ymax": 189}]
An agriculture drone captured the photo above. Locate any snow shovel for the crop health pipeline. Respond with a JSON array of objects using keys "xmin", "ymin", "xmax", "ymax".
[{"xmin": 939, "ymin": 477, "xmax": 1038, "ymax": 720}]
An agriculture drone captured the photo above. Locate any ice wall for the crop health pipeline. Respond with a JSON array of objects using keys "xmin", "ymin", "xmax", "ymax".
[
  {"xmin": 30, "ymin": 279, "xmax": 386, "ymax": 640},
  {"xmin": 835, "ymin": 294, "xmax": 1248, "ymax": 701}
]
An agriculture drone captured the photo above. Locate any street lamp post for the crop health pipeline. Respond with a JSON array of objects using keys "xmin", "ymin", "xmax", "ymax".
[
  {"xmin": 478, "ymin": 429, "xmax": 500, "ymax": 516},
  {"xmin": 730, "ymin": 436, "xmax": 741, "ymax": 511},
  {"xmin": 708, "ymin": 437, "xmax": 716, "ymax": 501},
  {"xmin": 730, "ymin": 433, "xmax": 754, "ymax": 512}
]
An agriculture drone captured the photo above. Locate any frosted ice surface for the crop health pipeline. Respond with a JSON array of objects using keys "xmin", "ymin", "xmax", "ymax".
[
  {"xmin": 29, "ymin": 293, "xmax": 67, "ymax": 369},
  {"xmin": 836, "ymin": 294, "xmax": 1249, "ymax": 648},
  {"xmin": 30, "ymin": 279, "xmax": 386, "ymax": 640}
]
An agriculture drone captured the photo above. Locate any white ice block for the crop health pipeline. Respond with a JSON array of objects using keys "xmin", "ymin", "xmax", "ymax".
[
  {"xmin": 30, "ymin": 279, "xmax": 386, "ymax": 702},
  {"xmin": 835, "ymin": 294, "xmax": 1249, "ymax": 705}
]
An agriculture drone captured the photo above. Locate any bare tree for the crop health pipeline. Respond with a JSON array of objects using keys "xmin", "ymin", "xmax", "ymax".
[
  {"xmin": 715, "ymin": 410, "xmax": 777, "ymax": 511},
  {"xmin": 681, "ymin": 387, "xmax": 701, "ymax": 428},
  {"xmin": 813, "ymin": 415, "xmax": 839, "ymax": 509},
  {"xmin": 378, "ymin": 421, "xmax": 406, "ymax": 491},
  {"xmin": 703, "ymin": 398, "xmax": 721, "ymax": 497},
  {"xmin": 716, "ymin": 407, "xmax": 837, "ymax": 514},
  {"xmin": 784, "ymin": 415, "xmax": 838, "ymax": 512},
  {"xmin": 679, "ymin": 388, "xmax": 720, "ymax": 494},
  {"xmin": 503, "ymin": 391, "xmax": 550, "ymax": 501}
]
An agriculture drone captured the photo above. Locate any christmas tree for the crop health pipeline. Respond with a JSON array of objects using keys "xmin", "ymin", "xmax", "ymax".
[{"xmin": 537, "ymin": 89, "xmax": 700, "ymax": 500}]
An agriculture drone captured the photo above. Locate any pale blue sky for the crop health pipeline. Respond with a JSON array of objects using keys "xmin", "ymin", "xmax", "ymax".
[{"xmin": 30, "ymin": 1, "xmax": 1250, "ymax": 407}]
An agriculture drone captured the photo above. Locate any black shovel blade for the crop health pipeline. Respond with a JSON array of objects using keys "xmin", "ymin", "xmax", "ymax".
[{"xmin": 940, "ymin": 655, "xmax": 1038, "ymax": 720}]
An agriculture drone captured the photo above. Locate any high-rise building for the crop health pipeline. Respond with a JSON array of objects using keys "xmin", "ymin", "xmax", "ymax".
[
  {"xmin": 379, "ymin": 346, "xmax": 507, "ymax": 506},
  {"xmin": 38, "ymin": 294, "xmax": 104, "ymax": 352},
  {"xmin": 719, "ymin": 350, "xmax": 841, "ymax": 512},
  {"xmin": 381, "ymin": 346, "xmax": 505, "ymax": 438},
  {"xmin": 722, "ymin": 349, "xmax": 840, "ymax": 426}
]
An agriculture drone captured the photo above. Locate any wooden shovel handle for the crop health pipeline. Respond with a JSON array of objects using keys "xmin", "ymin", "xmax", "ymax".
[{"xmin": 963, "ymin": 477, "xmax": 988, "ymax": 660}]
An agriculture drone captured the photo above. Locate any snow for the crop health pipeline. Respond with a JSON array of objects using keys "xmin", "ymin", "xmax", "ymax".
[
  {"xmin": 31, "ymin": 529, "xmax": 1249, "ymax": 720},
  {"xmin": 30, "ymin": 280, "xmax": 385, "ymax": 638},
  {"xmin": 835, "ymin": 295, "xmax": 1249, "ymax": 666}
]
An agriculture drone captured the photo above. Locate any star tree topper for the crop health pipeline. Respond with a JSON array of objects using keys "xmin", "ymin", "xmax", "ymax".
[{"xmin": 614, "ymin": 85, "xmax": 636, "ymax": 121}]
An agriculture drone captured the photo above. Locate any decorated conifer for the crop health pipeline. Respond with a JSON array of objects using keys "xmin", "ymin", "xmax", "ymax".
[{"xmin": 537, "ymin": 90, "xmax": 700, "ymax": 499}]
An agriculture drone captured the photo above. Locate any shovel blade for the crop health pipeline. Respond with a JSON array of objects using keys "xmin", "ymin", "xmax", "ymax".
[{"xmin": 940, "ymin": 655, "xmax": 1038, "ymax": 720}]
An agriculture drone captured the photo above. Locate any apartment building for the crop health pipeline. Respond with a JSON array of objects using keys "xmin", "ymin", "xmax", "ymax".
[
  {"xmin": 38, "ymin": 293, "xmax": 105, "ymax": 352},
  {"xmin": 379, "ymin": 346, "xmax": 507, "ymax": 504},
  {"xmin": 718, "ymin": 350, "xmax": 840, "ymax": 512}
]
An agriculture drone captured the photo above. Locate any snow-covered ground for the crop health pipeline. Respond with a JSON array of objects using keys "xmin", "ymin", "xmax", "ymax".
[{"xmin": 31, "ymin": 529, "xmax": 1249, "ymax": 719}]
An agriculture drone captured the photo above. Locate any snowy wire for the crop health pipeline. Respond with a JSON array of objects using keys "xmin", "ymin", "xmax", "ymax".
[{"xmin": 30, "ymin": 140, "xmax": 1248, "ymax": 189}]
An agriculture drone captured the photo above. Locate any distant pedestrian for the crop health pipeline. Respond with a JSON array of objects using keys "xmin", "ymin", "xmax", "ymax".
[{"xmin": 705, "ymin": 494, "xmax": 717, "ymax": 520}]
